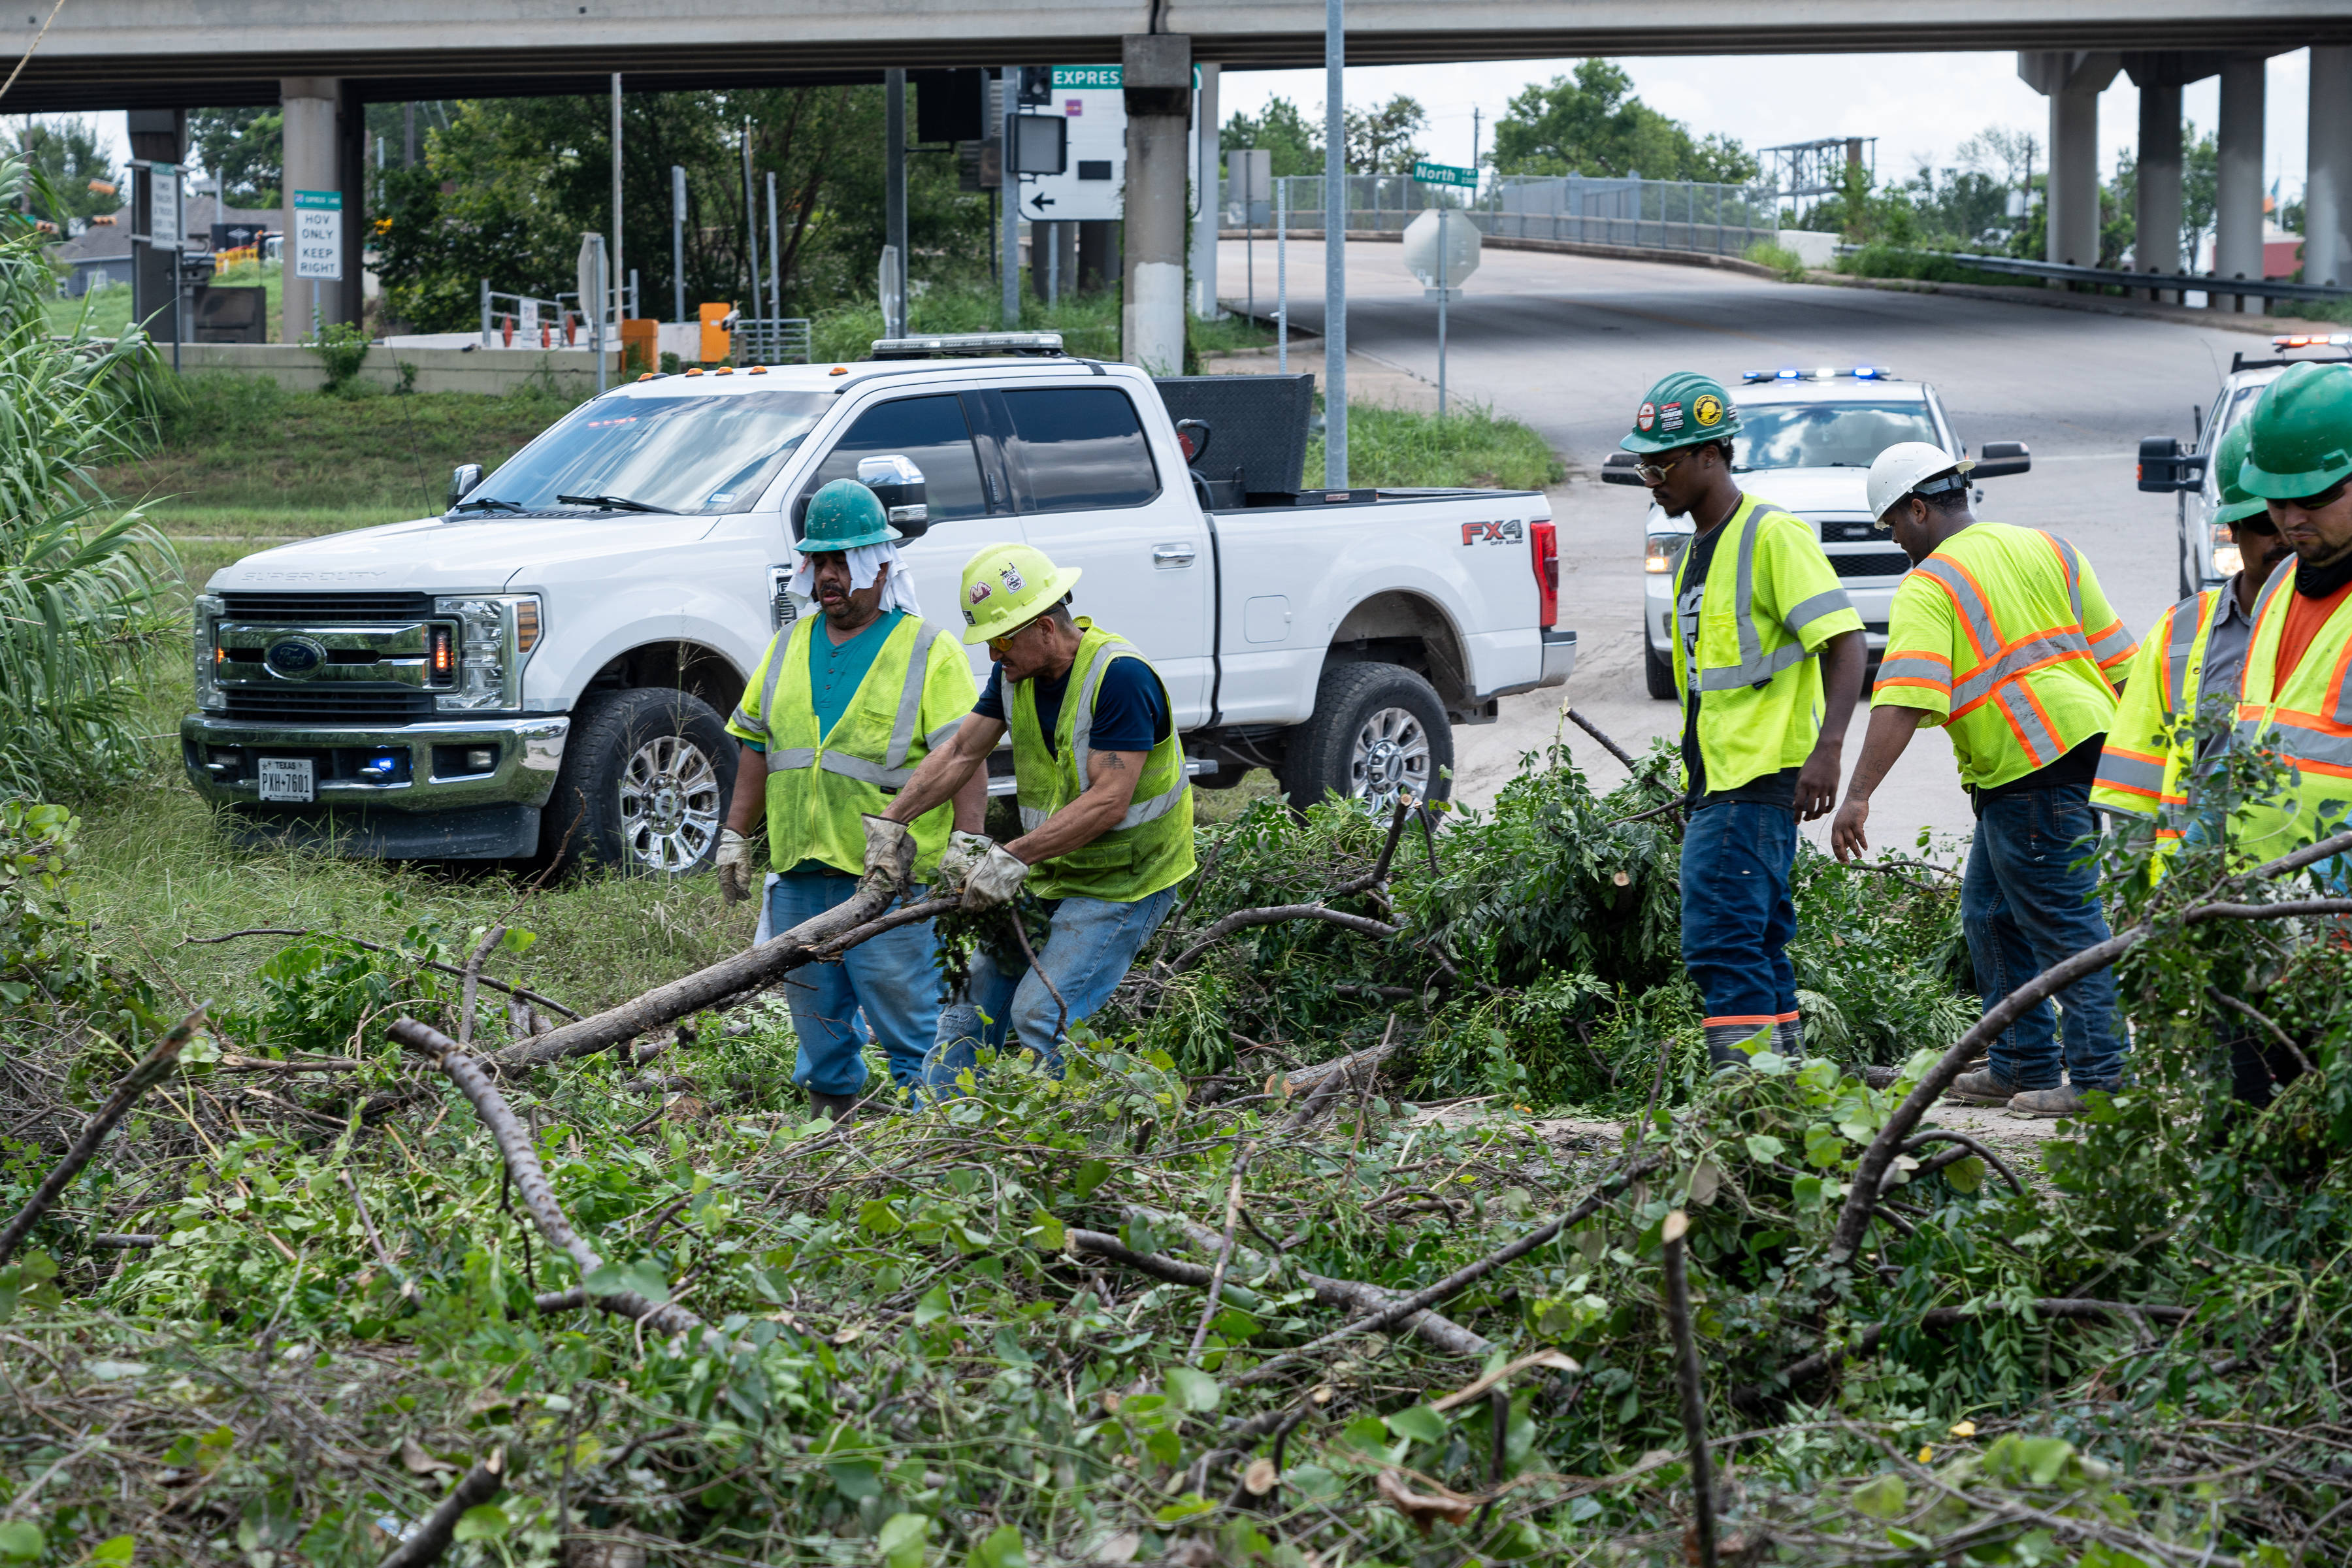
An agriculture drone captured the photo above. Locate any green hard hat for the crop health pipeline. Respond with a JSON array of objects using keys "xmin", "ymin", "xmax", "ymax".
[
  {"xmin": 802, "ymin": 478, "xmax": 900, "ymax": 551},
  {"xmin": 2211, "ymin": 419, "xmax": 2268, "ymax": 527},
  {"xmin": 1619, "ymin": 371, "xmax": 1743, "ymax": 455},
  {"xmin": 2240, "ymin": 361, "xmax": 2352, "ymax": 499}
]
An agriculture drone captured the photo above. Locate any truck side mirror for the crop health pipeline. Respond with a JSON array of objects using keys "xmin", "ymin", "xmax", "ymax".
[
  {"xmin": 1972, "ymin": 440, "xmax": 2032, "ymax": 480},
  {"xmin": 2136, "ymin": 436, "xmax": 2207, "ymax": 493},
  {"xmin": 857, "ymin": 453, "xmax": 930, "ymax": 539},
  {"xmin": 1601, "ymin": 452, "xmax": 1644, "ymax": 487},
  {"xmin": 448, "ymin": 463, "xmax": 483, "ymax": 510}
]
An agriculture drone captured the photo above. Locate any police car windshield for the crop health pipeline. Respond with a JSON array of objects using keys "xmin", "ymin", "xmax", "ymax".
[
  {"xmin": 1732, "ymin": 402, "xmax": 1942, "ymax": 471},
  {"xmin": 465, "ymin": 390, "xmax": 831, "ymax": 515}
]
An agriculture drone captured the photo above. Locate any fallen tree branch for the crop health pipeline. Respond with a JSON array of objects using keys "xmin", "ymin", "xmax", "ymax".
[
  {"xmin": 1565, "ymin": 707, "xmax": 1641, "ymax": 772},
  {"xmin": 1231, "ymin": 1157, "xmax": 1659, "ymax": 1387},
  {"xmin": 378, "ymin": 1448, "xmax": 505, "ymax": 1568},
  {"xmin": 1170, "ymin": 904, "xmax": 1402, "ymax": 975},
  {"xmin": 389, "ymin": 1017, "xmax": 725, "ymax": 1348},
  {"xmin": 2206, "ymin": 986, "xmax": 2316, "ymax": 1078},
  {"xmin": 488, "ymin": 892, "xmax": 955, "ymax": 1072},
  {"xmin": 1188, "ymin": 1141, "xmax": 1256, "ymax": 1360},
  {"xmin": 1833, "ymin": 880, "xmax": 2352, "ymax": 1260},
  {"xmin": 1333, "ymin": 796, "xmax": 1414, "ymax": 898},
  {"xmin": 456, "ymin": 924, "xmax": 504, "ymax": 1049},
  {"xmin": 0, "ymin": 1009, "xmax": 204, "ymax": 1268},
  {"xmin": 1661, "ymin": 1211, "xmax": 1718, "ymax": 1568},
  {"xmin": 182, "ymin": 928, "xmax": 579, "ymax": 1019},
  {"xmin": 1887, "ymin": 1130, "xmax": 2025, "ymax": 1197},
  {"xmin": 1285, "ymin": 1019, "xmax": 1403, "ymax": 1126}
]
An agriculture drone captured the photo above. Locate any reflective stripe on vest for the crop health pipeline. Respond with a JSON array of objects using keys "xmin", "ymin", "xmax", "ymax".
[
  {"xmin": 759, "ymin": 617, "xmax": 946, "ymax": 788},
  {"xmin": 2229, "ymin": 561, "xmax": 2352, "ymax": 852},
  {"xmin": 2093, "ymin": 743, "xmax": 2166, "ymax": 800},
  {"xmin": 1015, "ymin": 635, "xmax": 1190, "ymax": 832},
  {"xmin": 1908, "ymin": 546, "xmax": 2097, "ymax": 769},
  {"xmin": 1684, "ymin": 506, "xmax": 1850, "ymax": 692}
]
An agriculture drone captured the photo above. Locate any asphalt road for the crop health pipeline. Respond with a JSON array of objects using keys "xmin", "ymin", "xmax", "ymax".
[{"xmin": 1217, "ymin": 238, "xmax": 2269, "ymax": 849}]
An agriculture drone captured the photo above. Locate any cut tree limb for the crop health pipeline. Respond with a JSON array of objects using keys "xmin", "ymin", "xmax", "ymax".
[
  {"xmin": 1277, "ymin": 1026, "xmax": 1405, "ymax": 1124},
  {"xmin": 0, "ymin": 1009, "xmax": 205, "ymax": 1268},
  {"xmin": 488, "ymin": 894, "xmax": 956, "ymax": 1071},
  {"xmin": 1171, "ymin": 904, "xmax": 1401, "ymax": 975},
  {"xmin": 378, "ymin": 1449, "xmax": 505, "ymax": 1568}
]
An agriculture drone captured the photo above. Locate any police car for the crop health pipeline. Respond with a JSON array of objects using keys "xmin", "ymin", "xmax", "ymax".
[
  {"xmin": 1605, "ymin": 367, "xmax": 2032, "ymax": 699},
  {"xmin": 2138, "ymin": 335, "xmax": 2344, "ymax": 598}
]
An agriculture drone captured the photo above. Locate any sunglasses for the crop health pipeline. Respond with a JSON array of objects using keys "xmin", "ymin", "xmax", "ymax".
[
  {"xmin": 1633, "ymin": 454, "xmax": 1684, "ymax": 486},
  {"xmin": 2278, "ymin": 480, "xmax": 2350, "ymax": 512},
  {"xmin": 987, "ymin": 617, "xmax": 1043, "ymax": 656}
]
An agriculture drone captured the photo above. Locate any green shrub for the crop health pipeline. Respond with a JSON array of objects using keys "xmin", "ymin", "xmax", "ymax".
[
  {"xmin": 1305, "ymin": 400, "xmax": 1564, "ymax": 491},
  {"xmin": 303, "ymin": 320, "xmax": 373, "ymax": 394},
  {"xmin": 1743, "ymin": 239, "xmax": 1807, "ymax": 282}
]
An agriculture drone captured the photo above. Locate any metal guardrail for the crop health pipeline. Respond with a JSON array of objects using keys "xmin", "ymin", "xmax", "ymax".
[
  {"xmin": 1833, "ymin": 245, "xmax": 2352, "ymax": 306},
  {"xmin": 731, "ymin": 317, "xmax": 812, "ymax": 365},
  {"xmin": 1233, "ymin": 172, "xmax": 1779, "ymax": 258}
]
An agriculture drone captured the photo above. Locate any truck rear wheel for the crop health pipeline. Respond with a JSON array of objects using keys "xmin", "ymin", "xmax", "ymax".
[
  {"xmin": 1643, "ymin": 619, "xmax": 1678, "ymax": 700},
  {"xmin": 1277, "ymin": 661, "xmax": 1452, "ymax": 814},
  {"xmin": 544, "ymin": 687, "xmax": 737, "ymax": 875}
]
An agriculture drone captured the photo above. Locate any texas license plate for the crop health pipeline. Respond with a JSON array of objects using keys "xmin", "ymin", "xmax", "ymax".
[{"xmin": 256, "ymin": 757, "xmax": 316, "ymax": 803}]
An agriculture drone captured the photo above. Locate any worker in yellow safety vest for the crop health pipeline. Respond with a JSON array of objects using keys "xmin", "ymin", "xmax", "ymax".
[
  {"xmin": 1830, "ymin": 442, "xmax": 2136, "ymax": 1117},
  {"xmin": 716, "ymin": 478, "xmax": 983, "ymax": 1119},
  {"xmin": 2091, "ymin": 417, "xmax": 2296, "ymax": 861},
  {"xmin": 877, "ymin": 542, "xmax": 1196, "ymax": 1095},
  {"xmin": 1624, "ymin": 371, "xmax": 1867, "ymax": 1069}
]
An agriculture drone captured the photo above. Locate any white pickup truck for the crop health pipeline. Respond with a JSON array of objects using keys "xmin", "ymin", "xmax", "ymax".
[{"xmin": 182, "ymin": 334, "xmax": 1575, "ymax": 872}]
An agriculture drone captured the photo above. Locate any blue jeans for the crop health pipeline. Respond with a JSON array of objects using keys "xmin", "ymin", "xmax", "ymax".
[
  {"xmin": 1963, "ymin": 783, "xmax": 2126, "ymax": 1090},
  {"xmin": 766, "ymin": 872, "xmax": 946, "ymax": 1098},
  {"xmin": 1680, "ymin": 799, "xmax": 1799, "ymax": 1062},
  {"xmin": 923, "ymin": 885, "xmax": 1179, "ymax": 1096}
]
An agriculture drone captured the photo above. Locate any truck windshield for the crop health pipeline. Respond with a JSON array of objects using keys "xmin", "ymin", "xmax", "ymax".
[
  {"xmin": 465, "ymin": 390, "xmax": 832, "ymax": 515},
  {"xmin": 1733, "ymin": 402, "xmax": 1942, "ymax": 470}
]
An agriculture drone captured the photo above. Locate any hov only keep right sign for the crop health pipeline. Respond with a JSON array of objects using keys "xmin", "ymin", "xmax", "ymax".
[{"xmin": 293, "ymin": 189, "xmax": 342, "ymax": 281}]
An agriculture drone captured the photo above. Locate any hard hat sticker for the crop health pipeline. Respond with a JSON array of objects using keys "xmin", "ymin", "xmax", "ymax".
[
  {"xmin": 1000, "ymin": 564, "xmax": 1027, "ymax": 592},
  {"xmin": 1660, "ymin": 402, "xmax": 1685, "ymax": 433},
  {"xmin": 968, "ymin": 581, "xmax": 993, "ymax": 604},
  {"xmin": 1636, "ymin": 401, "xmax": 1656, "ymax": 432},
  {"xmin": 1694, "ymin": 393, "xmax": 1723, "ymax": 427}
]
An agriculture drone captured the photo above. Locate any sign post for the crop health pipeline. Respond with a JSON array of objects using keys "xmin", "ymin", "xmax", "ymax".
[
  {"xmin": 1405, "ymin": 163, "xmax": 1480, "ymax": 416},
  {"xmin": 293, "ymin": 189, "xmax": 343, "ymax": 342},
  {"xmin": 150, "ymin": 164, "xmax": 183, "ymax": 372}
]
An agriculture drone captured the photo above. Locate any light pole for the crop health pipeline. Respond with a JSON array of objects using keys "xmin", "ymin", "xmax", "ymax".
[{"xmin": 1324, "ymin": 0, "xmax": 1347, "ymax": 488}]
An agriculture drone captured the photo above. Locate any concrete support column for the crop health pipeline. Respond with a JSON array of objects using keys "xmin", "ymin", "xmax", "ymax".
[
  {"xmin": 1190, "ymin": 61, "xmax": 1220, "ymax": 319},
  {"xmin": 280, "ymin": 77, "xmax": 342, "ymax": 342},
  {"xmin": 2214, "ymin": 55, "xmax": 2266, "ymax": 310},
  {"xmin": 1122, "ymin": 33, "xmax": 1192, "ymax": 372},
  {"xmin": 2019, "ymin": 51, "xmax": 2119, "ymax": 272},
  {"xmin": 2308, "ymin": 47, "xmax": 2352, "ymax": 288},
  {"xmin": 2136, "ymin": 82, "xmax": 2183, "ymax": 287}
]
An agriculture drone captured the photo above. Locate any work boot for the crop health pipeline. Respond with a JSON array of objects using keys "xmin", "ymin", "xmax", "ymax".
[
  {"xmin": 1772, "ymin": 1017, "xmax": 1806, "ymax": 1061},
  {"xmin": 808, "ymin": 1088, "xmax": 860, "ymax": 1123},
  {"xmin": 2006, "ymin": 1085, "xmax": 2091, "ymax": 1119},
  {"xmin": 1946, "ymin": 1070, "xmax": 2021, "ymax": 1106},
  {"xmin": 1703, "ymin": 1023, "xmax": 1769, "ymax": 1070}
]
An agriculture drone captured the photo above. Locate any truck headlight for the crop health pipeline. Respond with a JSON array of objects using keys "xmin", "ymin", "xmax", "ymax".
[
  {"xmin": 2212, "ymin": 525, "xmax": 2242, "ymax": 578},
  {"xmin": 431, "ymin": 594, "xmax": 542, "ymax": 712},
  {"xmin": 193, "ymin": 593, "xmax": 225, "ymax": 711},
  {"xmin": 1644, "ymin": 533, "xmax": 1686, "ymax": 574}
]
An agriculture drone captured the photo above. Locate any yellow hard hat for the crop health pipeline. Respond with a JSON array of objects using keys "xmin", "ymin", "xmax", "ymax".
[{"xmin": 957, "ymin": 542, "xmax": 1083, "ymax": 644}]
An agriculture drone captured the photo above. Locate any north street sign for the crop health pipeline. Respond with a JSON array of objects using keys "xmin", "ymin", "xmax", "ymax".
[{"xmin": 1412, "ymin": 160, "xmax": 1478, "ymax": 189}]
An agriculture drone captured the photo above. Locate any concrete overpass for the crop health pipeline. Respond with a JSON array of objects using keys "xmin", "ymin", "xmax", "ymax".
[{"xmin": 35, "ymin": 0, "xmax": 2352, "ymax": 357}]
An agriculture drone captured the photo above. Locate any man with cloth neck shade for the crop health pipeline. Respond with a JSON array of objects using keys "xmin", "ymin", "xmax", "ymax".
[
  {"xmin": 717, "ymin": 478, "xmax": 983, "ymax": 1119},
  {"xmin": 1625, "ymin": 371, "xmax": 1867, "ymax": 1070},
  {"xmin": 1831, "ymin": 443, "xmax": 2137, "ymax": 1117},
  {"xmin": 876, "ymin": 542, "xmax": 1194, "ymax": 1096},
  {"xmin": 2093, "ymin": 417, "xmax": 2296, "ymax": 866}
]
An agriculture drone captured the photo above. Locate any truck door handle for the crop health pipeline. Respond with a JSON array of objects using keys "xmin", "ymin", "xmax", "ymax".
[{"xmin": 1153, "ymin": 544, "xmax": 1197, "ymax": 568}]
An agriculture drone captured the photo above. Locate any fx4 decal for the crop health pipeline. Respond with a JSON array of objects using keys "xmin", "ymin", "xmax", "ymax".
[{"xmin": 1460, "ymin": 519, "xmax": 1526, "ymax": 546}]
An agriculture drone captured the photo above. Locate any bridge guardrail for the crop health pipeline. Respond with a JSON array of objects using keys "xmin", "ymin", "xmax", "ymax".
[
  {"xmin": 1832, "ymin": 245, "xmax": 2352, "ymax": 310},
  {"xmin": 1232, "ymin": 172, "xmax": 1779, "ymax": 258}
]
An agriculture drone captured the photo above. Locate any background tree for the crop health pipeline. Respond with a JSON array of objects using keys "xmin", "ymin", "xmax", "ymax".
[
  {"xmin": 188, "ymin": 108, "xmax": 283, "ymax": 209},
  {"xmin": 1221, "ymin": 97, "xmax": 1320, "ymax": 179},
  {"xmin": 9, "ymin": 119, "xmax": 118, "ymax": 231},
  {"xmin": 1343, "ymin": 95, "xmax": 1427, "ymax": 175},
  {"xmin": 1491, "ymin": 61, "xmax": 1757, "ymax": 184}
]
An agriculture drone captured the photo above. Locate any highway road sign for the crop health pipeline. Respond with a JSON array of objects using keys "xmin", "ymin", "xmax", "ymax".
[
  {"xmin": 1413, "ymin": 160, "xmax": 1477, "ymax": 189},
  {"xmin": 293, "ymin": 189, "xmax": 341, "ymax": 281}
]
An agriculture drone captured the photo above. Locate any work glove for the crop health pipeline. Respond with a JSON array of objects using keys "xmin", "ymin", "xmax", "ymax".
[
  {"xmin": 933, "ymin": 830, "xmax": 994, "ymax": 895},
  {"xmin": 860, "ymin": 813, "xmax": 916, "ymax": 902},
  {"xmin": 715, "ymin": 827, "xmax": 755, "ymax": 905},
  {"xmin": 961, "ymin": 843, "xmax": 1032, "ymax": 911}
]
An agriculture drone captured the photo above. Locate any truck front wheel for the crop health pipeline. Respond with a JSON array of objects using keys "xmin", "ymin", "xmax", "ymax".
[
  {"xmin": 545, "ymin": 687, "xmax": 737, "ymax": 875},
  {"xmin": 1277, "ymin": 662, "xmax": 1452, "ymax": 814}
]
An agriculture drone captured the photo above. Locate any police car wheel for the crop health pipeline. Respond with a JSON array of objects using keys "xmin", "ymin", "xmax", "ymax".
[
  {"xmin": 544, "ymin": 687, "xmax": 738, "ymax": 875},
  {"xmin": 1279, "ymin": 661, "xmax": 1452, "ymax": 815}
]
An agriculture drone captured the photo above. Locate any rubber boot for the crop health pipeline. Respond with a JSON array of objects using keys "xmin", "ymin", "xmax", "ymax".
[
  {"xmin": 808, "ymin": 1088, "xmax": 860, "ymax": 1123},
  {"xmin": 1773, "ymin": 1017, "xmax": 1805, "ymax": 1061}
]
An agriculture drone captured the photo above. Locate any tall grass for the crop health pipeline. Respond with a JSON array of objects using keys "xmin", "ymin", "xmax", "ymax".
[
  {"xmin": 1305, "ymin": 401, "xmax": 1564, "ymax": 491},
  {"xmin": 0, "ymin": 157, "xmax": 180, "ymax": 798}
]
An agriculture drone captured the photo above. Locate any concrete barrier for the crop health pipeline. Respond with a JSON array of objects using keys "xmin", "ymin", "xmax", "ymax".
[{"xmin": 173, "ymin": 342, "xmax": 621, "ymax": 396}]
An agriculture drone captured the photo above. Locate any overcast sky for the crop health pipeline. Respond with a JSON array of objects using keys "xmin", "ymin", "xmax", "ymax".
[
  {"xmin": 1222, "ymin": 48, "xmax": 2314, "ymax": 199},
  {"xmin": 63, "ymin": 47, "xmax": 2317, "ymax": 206}
]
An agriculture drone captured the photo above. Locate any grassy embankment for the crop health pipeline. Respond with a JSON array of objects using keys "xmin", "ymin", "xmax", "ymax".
[{"xmin": 46, "ymin": 256, "xmax": 288, "ymax": 344}]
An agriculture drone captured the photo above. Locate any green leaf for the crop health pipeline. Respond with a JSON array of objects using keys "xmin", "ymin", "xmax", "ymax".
[
  {"xmin": 879, "ymin": 1512, "xmax": 930, "ymax": 1568},
  {"xmin": 1804, "ymin": 1124, "xmax": 1846, "ymax": 1168},
  {"xmin": 1071, "ymin": 1159, "xmax": 1112, "ymax": 1198},
  {"xmin": 1744, "ymin": 1133, "xmax": 1787, "ymax": 1162},
  {"xmin": 965, "ymin": 1524, "xmax": 1028, "ymax": 1568},
  {"xmin": 828, "ymin": 1458, "xmax": 883, "ymax": 1501},
  {"xmin": 1384, "ymin": 1404, "xmax": 1447, "ymax": 1445},
  {"xmin": 0, "ymin": 1523, "xmax": 41, "ymax": 1560},
  {"xmin": 583, "ymin": 1259, "xmax": 670, "ymax": 1305},
  {"xmin": 451, "ymin": 1504, "xmax": 511, "ymax": 1543},
  {"xmin": 1942, "ymin": 1156, "xmax": 1984, "ymax": 1194},
  {"xmin": 1153, "ymin": 1494, "xmax": 1217, "ymax": 1524},
  {"xmin": 500, "ymin": 928, "xmax": 538, "ymax": 955},
  {"xmin": 857, "ymin": 1199, "xmax": 905, "ymax": 1236},
  {"xmin": 1144, "ymin": 1428, "xmax": 1183, "ymax": 1465},
  {"xmin": 1028, "ymin": 1207, "xmax": 1066, "ymax": 1250},
  {"xmin": 1791, "ymin": 1175, "xmax": 1825, "ymax": 1213},
  {"xmin": 912, "ymin": 1283, "xmax": 954, "ymax": 1326},
  {"xmin": 1165, "ymin": 1365, "xmax": 1222, "ymax": 1413},
  {"xmin": 88, "ymin": 1537, "xmax": 136, "ymax": 1565},
  {"xmin": 1851, "ymin": 1473, "xmax": 1906, "ymax": 1519}
]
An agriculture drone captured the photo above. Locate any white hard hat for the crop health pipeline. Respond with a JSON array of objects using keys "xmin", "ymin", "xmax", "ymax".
[{"xmin": 1867, "ymin": 441, "xmax": 1974, "ymax": 523}]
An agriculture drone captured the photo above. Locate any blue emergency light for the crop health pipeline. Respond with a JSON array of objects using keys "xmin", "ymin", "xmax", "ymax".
[{"xmin": 1742, "ymin": 366, "xmax": 1897, "ymax": 384}]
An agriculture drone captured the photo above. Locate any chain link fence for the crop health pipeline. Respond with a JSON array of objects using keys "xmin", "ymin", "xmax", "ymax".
[{"xmin": 1227, "ymin": 173, "xmax": 1780, "ymax": 258}]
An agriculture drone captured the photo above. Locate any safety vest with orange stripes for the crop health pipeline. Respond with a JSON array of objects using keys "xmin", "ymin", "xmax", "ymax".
[
  {"xmin": 1873, "ymin": 522, "xmax": 2136, "ymax": 791},
  {"xmin": 2092, "ymin": 588, "xmax": 2223, "ymax": 841},
  {"xmin": 2229, "ymin": 560, "xmax": 2352, "ymax": 860}
]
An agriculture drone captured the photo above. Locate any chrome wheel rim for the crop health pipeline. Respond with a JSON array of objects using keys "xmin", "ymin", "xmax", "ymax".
[
  {"xmin": 617, "ymin": 733, "xmax": 723, "ymax": 872},
  {"xmin": 1348, "ymin": 704, "xmax": 1433, "ymax": 815}
]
